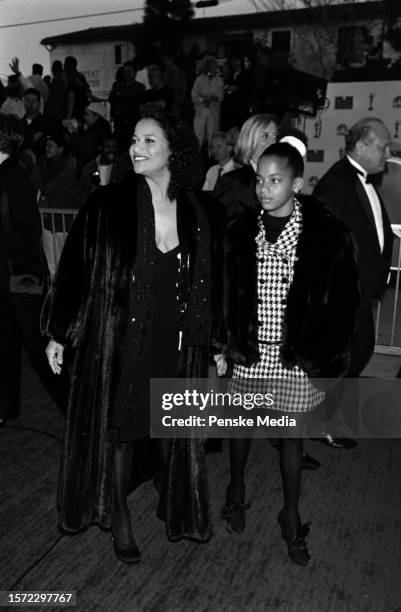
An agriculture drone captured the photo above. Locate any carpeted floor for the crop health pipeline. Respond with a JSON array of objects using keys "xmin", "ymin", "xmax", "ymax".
[{"xmin": 1, "ymin": 358, "xmax": 401, "ymax": 611}]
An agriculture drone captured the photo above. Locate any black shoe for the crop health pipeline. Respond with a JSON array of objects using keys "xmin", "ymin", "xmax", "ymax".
[
  {"xmin": 220, "ymin": 484, "xmax": 250, "ymax": 534},
  {"xmin": 111, "ymin": 534, "xmax": 141, "ymax": 564},
  {"xmin": 277, "ymin": 509, "xmax": 311, "ymax": 567},
  {"xmin": 317, "ymin": 435, "xmax": 357, "ymax": 449},
  {"xmin": 302, "ymin": 453, "xmax": 321, "ymax": 470},
  {"xmin": 111, "ymin": 511, "xmax": 141, "ymax": 564}
]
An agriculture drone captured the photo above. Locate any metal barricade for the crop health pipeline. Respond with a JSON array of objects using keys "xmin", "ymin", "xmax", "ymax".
[
  {"xmin": 375, "ymin": 225, "xmax": 401, "ymax": 356},
  {"xmin": 39, "ymin": 207, "xmax": 79, "ymax": 279}
]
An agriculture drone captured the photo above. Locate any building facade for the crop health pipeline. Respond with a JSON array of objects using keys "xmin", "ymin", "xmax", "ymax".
[{"xmin": 41, "ymin": 2, "xmax": 401, "ymax": 99}]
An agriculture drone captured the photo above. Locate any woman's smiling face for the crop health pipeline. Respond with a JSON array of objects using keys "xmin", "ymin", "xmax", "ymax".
[{"xmin": 130, "ymin": 118, "xmax": 170, "ymax": 179}]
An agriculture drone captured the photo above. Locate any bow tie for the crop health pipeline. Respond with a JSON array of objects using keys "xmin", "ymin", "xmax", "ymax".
[{"xmin": 355, "ymin": 168, "xmax": 372, "ymax": 184}]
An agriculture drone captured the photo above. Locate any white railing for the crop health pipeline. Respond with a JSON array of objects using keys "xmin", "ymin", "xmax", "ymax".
[
  {"xmin": 375, "ymin": 225, "xmax": 401, "ymax": 356},
  {"xmin": 39, "ymin": 207, "xmax": 79, "ymax": 280}
]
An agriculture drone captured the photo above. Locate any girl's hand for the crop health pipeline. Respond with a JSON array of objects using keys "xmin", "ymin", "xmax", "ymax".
[
  {"xmin": 214, "ymin": 353, "xmax": 227, "ymax": 377},
  {"xmin": 46, "ymin": 340, "xmax": 64, "ymax": 375}
]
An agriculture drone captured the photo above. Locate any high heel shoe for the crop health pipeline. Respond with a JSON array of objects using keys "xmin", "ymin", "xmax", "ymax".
[
  {"xmin": 220, "ymin": 484, "xmax": 250, "ymax": 534},
  {"xmin": 111, "ymin": 512, "xmax": 141, "ymax": 564},
  {"xmin": 277, "ymin": 508, "xmax": 311, "ymax": 567}
]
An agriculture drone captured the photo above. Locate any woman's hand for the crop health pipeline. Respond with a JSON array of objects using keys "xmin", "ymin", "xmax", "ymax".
[
  {"xmin": 46, "ymin": 340, "xmax": 64, "ymax": 375},
  {"xmin": 214, "ymin": 353, "xmax": 227, "ymax": 377}
]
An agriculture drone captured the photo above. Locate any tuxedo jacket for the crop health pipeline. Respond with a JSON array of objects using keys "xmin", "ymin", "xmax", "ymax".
[
  {"xmin": 313, "ymin": 156, "xmax": 393, "ymax": 309},
  {"xmin": 214, "ymin": 164, "xmax": 258, "ymax": 219}
]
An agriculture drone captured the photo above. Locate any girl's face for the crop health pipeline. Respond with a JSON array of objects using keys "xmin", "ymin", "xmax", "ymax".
[
  {"xmin": 130, "ymin": 118, "xmax": 170, "ymax": 179},
  {"xmin": 252, "ymin": 121, "xmax": 278, "ymax": 163},
  {"xmin": 256, "ymin": 155, "xmax": 303, "ymax": 217}
]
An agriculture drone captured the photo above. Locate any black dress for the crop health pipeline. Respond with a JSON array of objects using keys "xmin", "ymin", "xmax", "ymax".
[{"xmin": 117, "ymin": 244, "xmax": 180, "ymax": 441}]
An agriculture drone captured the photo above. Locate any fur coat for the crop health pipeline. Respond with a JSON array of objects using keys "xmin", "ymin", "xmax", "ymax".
[
  {"xmin": 41, "ymin": 174, "xmax": 224, "ymax": 540},
  {"xmin": 221, "ymin": 198, "xmax": 360, "ymax": 378}
]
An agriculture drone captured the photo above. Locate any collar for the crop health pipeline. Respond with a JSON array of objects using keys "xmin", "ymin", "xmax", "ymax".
[
  {"xmin": 220, "ymin": 159, "xmax": 235, "ymax": 172},
  {"xmin": 346, "ymin": 155, "xmax": 367, "ymax": 178},
  {"xmin": 256, "ymin": 199, "xmax": 302, "ymax": 254}
]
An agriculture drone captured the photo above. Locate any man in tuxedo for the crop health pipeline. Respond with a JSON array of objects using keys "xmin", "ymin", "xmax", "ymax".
[{"xmin": 314, "ymin": 117, "xmax": 393, "ymax": 448}]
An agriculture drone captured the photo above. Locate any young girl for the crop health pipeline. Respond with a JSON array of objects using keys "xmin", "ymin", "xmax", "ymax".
[{"xmin": 216, "ymin": 142, "xmax": 359, "ymax": 566}]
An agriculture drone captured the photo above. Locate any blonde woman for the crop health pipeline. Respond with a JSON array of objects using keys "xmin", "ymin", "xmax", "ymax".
[{"xmin": 214, "ymin": 113, "xmax": 278, "ymax": 219}]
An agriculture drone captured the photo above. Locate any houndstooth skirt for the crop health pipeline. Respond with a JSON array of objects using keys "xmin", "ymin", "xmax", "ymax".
[{"xmin": 230, "ymin": 343, "xmax": 324, "ymax": 413}]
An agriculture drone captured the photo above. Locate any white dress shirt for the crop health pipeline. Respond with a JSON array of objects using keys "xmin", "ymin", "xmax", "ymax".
[
  {"xmin": 347, "ymin": 155, "xmax": 384, "ymax": 252},
  {"xmin": 97, "ymin": 157, "xmax": 112, "ymax": 186}
]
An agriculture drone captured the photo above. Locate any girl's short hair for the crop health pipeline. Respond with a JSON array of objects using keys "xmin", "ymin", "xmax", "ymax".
[
  {"xmin": 258, "ymin": 142, "xmax": 304, "ymax": 178},
  {"xmin": 235, "ymin": 114, "xmax": 277, "ymax": 166}
]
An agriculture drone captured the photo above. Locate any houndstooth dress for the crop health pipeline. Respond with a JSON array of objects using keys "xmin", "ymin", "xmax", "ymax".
[{"xmin": 230, "ymin": 201, "xmax": 324, "ymax": 412}]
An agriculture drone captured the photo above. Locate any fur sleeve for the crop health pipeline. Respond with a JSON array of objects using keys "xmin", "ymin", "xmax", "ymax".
[{"xmin": 40, "ymin": 193, "xmax": 100, "ymax": 345}]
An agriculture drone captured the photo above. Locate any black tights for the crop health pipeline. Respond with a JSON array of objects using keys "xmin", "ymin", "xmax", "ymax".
[
  {"xmin": 113, "ymin": 438, "xmax": 172, "ymax": 535},
  {"xmin": 279, "ymin": 438, "xmax": 303, "ymax": 531},
  {"xmin": 112, "ymin": 441, "xmax": 135, "ymax": 540},
  {"xmin": 228, "ymin": 437, "xmax": 303, "ymax": 529}
]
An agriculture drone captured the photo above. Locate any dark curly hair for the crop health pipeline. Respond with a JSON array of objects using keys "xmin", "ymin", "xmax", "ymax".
[
  {"xmin": 138, "ymin": 110, "xmax": 203, "ymax": 200},
  {"xmin": 0, "ymin": 113, "xmax": 24, "ymax": 157}
]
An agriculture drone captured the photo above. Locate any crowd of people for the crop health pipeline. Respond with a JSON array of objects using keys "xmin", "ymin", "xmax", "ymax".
[{"xmin": 0, "ymin": 47, "xmax": 394, "ymax": 571}]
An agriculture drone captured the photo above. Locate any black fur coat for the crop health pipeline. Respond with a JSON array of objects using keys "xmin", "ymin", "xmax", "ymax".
[
  {"xmin": 41, "ymin": 175, "xmax": 223, "ymax": 540},
  {"xmin": 222, "ymin": 198, "xmax": 360, "ymax": 378}
]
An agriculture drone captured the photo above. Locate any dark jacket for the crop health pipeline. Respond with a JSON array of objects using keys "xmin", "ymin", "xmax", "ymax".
[
  {"xmin": 0, "ymin": 158, "xmax": 44, "ymax": 286},
  {"xmin": 68, "ymin": 117, "xmax": 111, "ymax": 172},
  {"xmin": 214, "ymin": 164, "xmax": 258, "ymax": 219},
  {"xmin": 41, "ymin": 175, "xmax": 224, "ymax": 538},
  {"xmin": 313, "ymin": 156, "xmax": 393, "ymax": 309},
  {"xmin": 222, "ymin": 199, "xmax": 360, "ymax": 378},
  {"xmin": 33, "ymin": 154, "xmax": 84, "ymax": 210},
  {"xmin": 108, "ymin": 79, "xmax": 145, "ymax": 124},
  {"xmin": 22, "ymin": 113, "xmax": 53, "ymax": 152}
]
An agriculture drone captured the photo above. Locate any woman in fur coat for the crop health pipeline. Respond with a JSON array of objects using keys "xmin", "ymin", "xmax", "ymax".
[
  {"xmin": 216, "ymin": 142, "xmax": 359, "ymax": 566},
  {"xmin": 42, "ymin": 111, "xmax": 224, "ymax": 563}
]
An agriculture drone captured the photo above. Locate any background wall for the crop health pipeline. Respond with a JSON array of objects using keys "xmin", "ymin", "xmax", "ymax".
[
  {"xmin": 300, "ymin": 81, "xmax": 401, "ymax": 193},
  {"xmin": 49, "ymin": 40, "xmax": 135, "ymax": 99}
]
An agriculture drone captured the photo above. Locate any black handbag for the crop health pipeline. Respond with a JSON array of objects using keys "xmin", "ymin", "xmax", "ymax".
[{"xmin": 0, "ymin": 186, "xmax": 44, "ymax": 296}]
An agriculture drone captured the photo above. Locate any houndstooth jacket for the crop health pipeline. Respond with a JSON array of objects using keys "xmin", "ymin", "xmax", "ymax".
[
  {"xmin": 221, "ymin": 196, "xmax": 360, "ymax": 379},
  {"xmin": 256, "ymin": 201, "xmax": 302, "ymax": 344}
]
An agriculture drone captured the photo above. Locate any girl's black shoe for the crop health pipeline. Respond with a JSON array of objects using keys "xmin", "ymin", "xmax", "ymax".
[
  {"xmin": 277, "ymin": 508, "xmax": 311, "ymax": 567},
  {"xmin": 220, "ymin": 484, "xmax": 250, "ymax": 534}
]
